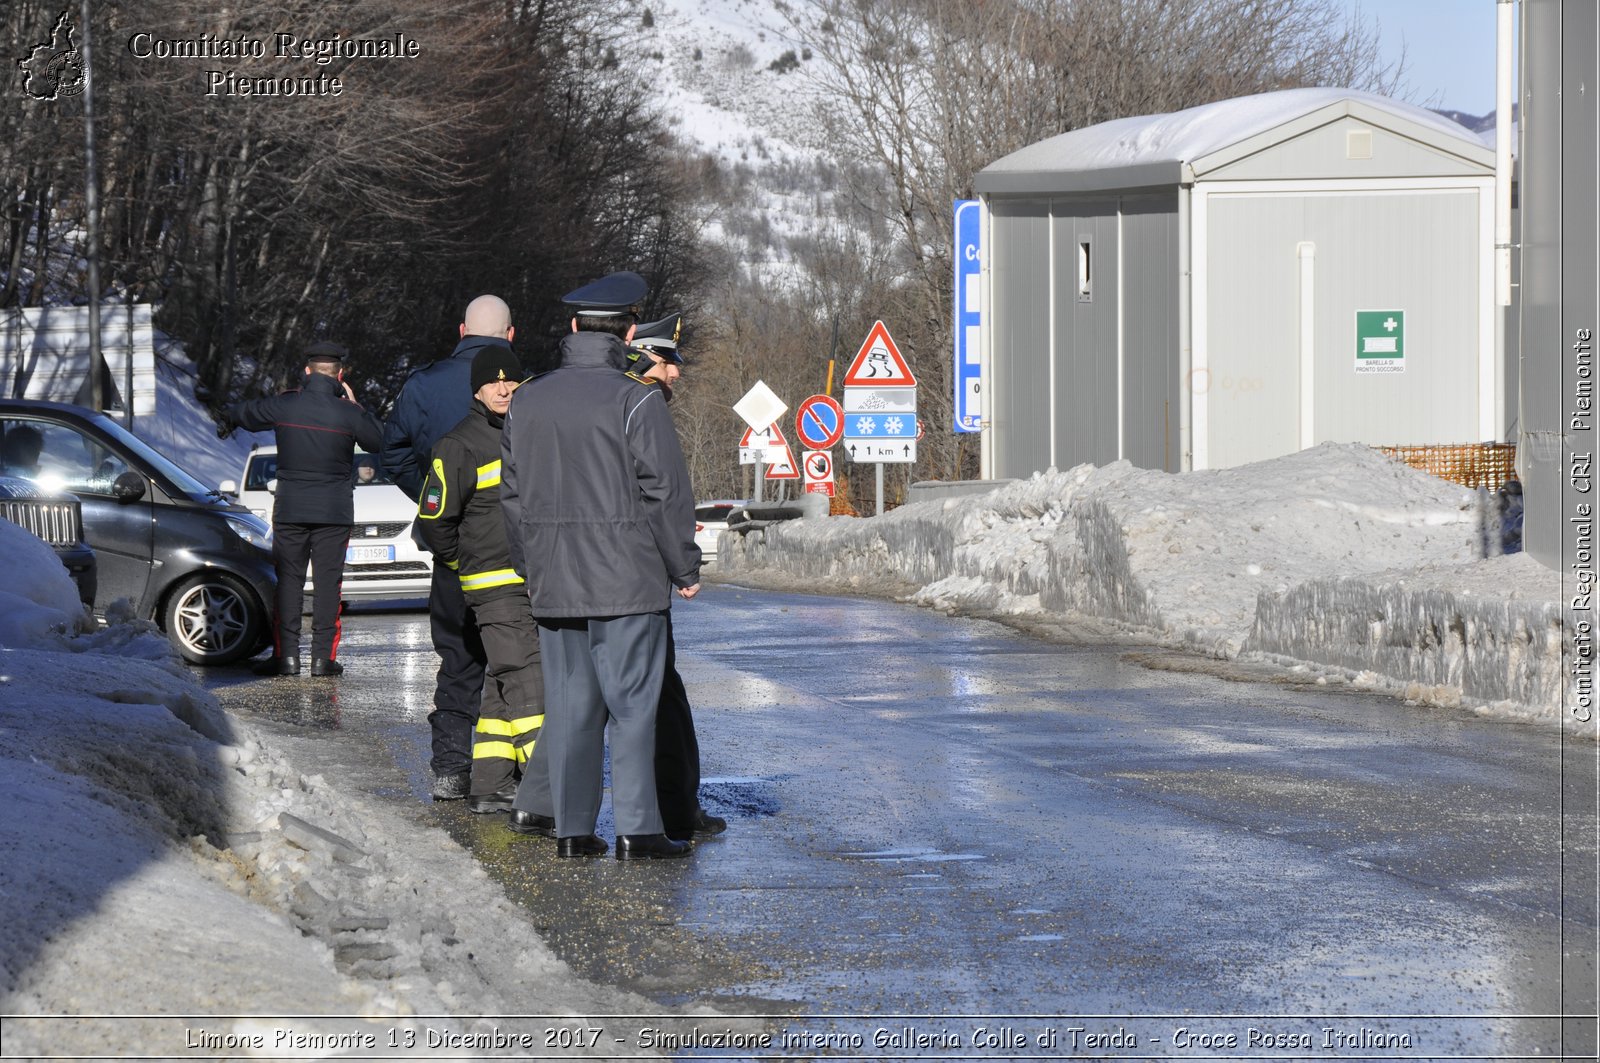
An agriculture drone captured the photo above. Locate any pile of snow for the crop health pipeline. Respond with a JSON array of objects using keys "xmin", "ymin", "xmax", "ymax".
[
  {"xmin": 717, "ymin": 443, "xmax": 1576, "ymax": 731},
  {"xmin": 0, "ymin": 524, "xmax": 689, "ymax": 1056},
  {"xmin": 0, "ymin": 520, "xmax": 89, "ymax": 647}
]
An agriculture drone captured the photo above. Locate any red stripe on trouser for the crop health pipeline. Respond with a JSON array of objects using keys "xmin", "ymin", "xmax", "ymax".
[
  {"xmin": 328, "ymin": 535, "xmax": 347, "ymax": 660},
  {"xmin": 329, "ymin": 599, "xmax": 344, "ymax": 660}
]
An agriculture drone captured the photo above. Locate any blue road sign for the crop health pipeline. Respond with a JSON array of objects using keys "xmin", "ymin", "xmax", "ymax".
[
  {"xmin": 846, "ymin": 412, "xmax": 916, "ymax": 438},
  {"xmin": 954, "ymin": 200, "xmax": 982, "ymax": 433}
]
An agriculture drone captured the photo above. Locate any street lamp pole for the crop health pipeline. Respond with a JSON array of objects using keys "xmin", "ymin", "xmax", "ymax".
[{"xmin": 79, "ymin": 0, "xmax": 106, "ymax": 414}]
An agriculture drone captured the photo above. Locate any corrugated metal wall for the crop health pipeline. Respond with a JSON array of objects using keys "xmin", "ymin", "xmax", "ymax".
[
  {"xmin": 990, "ymin": 201, "xmax": 1052, "ymax": 479},
  {"xmin": 988, "ymin": 196, "xmax": 1182, "ymax": 479},
  {"xmin": 1, "ymin": 306, "xmax": 158, "ymax": 416},
  {"xmin": 1120, "ymin": 197, "xmax": 1182, "ymax": 472},
  {"xmin": 1050, "ymin": 202, "xmax": 1120, "ymax": 468}
]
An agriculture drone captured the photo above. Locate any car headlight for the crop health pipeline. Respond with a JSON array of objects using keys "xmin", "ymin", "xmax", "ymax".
[{"xmin": 224, "ymin": 513, "xmax": 273, "ymax": 549}]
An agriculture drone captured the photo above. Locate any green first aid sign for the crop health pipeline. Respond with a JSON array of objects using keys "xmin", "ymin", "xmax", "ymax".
[{"xmin": 1355, "ymin": 310, "xmax": 1405, "ymax": 374}]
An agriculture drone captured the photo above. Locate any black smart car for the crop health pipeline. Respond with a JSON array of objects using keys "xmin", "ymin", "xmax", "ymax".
[
  {"xmin": 0, "ymin": 399, "xmax": 276, "ymax": 665},
  {"xmin": 0, "ymin": 474, "xmax": 96, "ymax": 605}
]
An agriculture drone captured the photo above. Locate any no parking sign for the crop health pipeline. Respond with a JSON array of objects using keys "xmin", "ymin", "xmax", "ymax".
[{"xmin": 795, "ymin": 394, "xmax": 844, "ymax": 450}]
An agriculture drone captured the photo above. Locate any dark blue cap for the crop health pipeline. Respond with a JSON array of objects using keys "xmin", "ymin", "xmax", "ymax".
[
  {"xmin": 562, "ymin": 271, "xmax": 648, "ymax": 317},
  {"xmin": 628, "ymin": 311, "xmax": 684, "ymax": 366},
  {"xmin": 302, "ymin": 340, "xmax": 347, "ymax": 363}
]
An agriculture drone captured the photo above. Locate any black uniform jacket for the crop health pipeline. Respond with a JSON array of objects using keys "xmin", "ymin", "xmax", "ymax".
[
  {"xmin": 228, "ymin": 373, "xmax": 382, "ymax": 526},
  {"xmin": 415, "ymin": 401, "xmax": 525, "ymax": 603},
  {"xmin": 381, "ymin": 335, "xmax": 517, "ymax": 502},
  {"xmin": 500, "ymin": 331, "xmax": 701, "ymax": 618}
]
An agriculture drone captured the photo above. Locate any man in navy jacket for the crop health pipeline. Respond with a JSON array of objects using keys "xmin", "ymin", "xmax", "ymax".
[
  {"xmin": 500, "ymin": 272, "xmax": 701, "ymax": 859},
  {"xmin": 226, "ymin": 342, "xmax": 382, "ymax": 677},
  {"xmin": 382, "ymin": 296, "xmax": 522, "ymax": 801}
]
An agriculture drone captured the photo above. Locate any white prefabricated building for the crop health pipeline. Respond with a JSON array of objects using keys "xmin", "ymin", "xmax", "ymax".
[
  {"xmin": 2, "ymin": 304, "xmax": 158, "ymax": 416},
  {"xmin": 971, "ymin": 88, "xmax": 1501, "ymax": 478}
]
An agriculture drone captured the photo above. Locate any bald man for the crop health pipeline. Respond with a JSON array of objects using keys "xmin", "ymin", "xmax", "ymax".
[{"xmin": 382, "ymin": 295, "xmax": 527, "ymax": 803}]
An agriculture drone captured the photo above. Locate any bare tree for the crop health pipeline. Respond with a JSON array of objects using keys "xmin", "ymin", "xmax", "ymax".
[
  {"xmin": 770, "ymin": 0, "xmax": 1403, "ymax": 493},
  {"xmin": 1, "ymin": 0, "xmax": 710, "ymax": 417}
]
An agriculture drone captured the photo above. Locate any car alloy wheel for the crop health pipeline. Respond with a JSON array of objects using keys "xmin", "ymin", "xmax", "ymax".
[{"xmin": 163, "ymin": 573, "xmax": 265, "ymax": 665}]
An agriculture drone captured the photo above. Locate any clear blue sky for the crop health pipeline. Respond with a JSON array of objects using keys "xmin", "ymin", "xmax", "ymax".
[{"xmin": 1342, "ymin": 0, "xmax": 1504, "ymax": 115}]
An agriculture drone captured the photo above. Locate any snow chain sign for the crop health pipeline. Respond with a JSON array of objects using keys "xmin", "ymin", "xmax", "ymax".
[{"xmin": 1355, "ymin": 310, "xmax": 1405, "ymax": 374}]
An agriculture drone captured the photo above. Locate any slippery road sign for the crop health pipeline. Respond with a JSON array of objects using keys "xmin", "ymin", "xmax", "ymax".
[{"xmin": 842, "ymin": 321, "xmax": 917, "ymax": 388}]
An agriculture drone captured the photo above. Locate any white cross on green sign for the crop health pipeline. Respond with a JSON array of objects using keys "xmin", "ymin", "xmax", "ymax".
[{"xmin": 1355, "ymin": 309, "xmax": 1405, "ymax": 374}]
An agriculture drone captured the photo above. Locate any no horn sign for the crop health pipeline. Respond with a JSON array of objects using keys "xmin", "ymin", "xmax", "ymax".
[{"xmin": 803, "ymin": 449, "xmax": 836, "ymax": 495}]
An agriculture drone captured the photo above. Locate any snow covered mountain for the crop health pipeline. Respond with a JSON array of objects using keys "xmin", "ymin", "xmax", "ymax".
[
  {"xmin": 630, "ymin": 0, "xmax": 828, "ymax": 163},
  {"xmin": 622, "ymin": 0, "xmax": 843, "ymax": 285}
]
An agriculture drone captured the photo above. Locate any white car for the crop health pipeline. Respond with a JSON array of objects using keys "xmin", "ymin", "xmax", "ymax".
[
  {"xmin": 220, "ymin": 444, "xmax": 432, "ymax": 603},
  {"xmin": 694, "ymin": 499, "xmax": 746, "ymax": 563}
]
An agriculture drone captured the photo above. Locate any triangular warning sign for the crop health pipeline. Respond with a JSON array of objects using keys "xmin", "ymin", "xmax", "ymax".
[
  {"xmin": 765, "ymin": 443, "xmax": 799, "ymax": 479},
  {"xmin": 737, "ymin": 422, "xmax": 785, "ymax": 448},
  {"xmin": 842, "ymin": 321, "xmax": 916, "ymax": 388}
]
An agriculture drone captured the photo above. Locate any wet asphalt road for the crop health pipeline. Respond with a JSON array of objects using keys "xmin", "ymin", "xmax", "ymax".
[{"xmin": 200, "ymin": 582, "xmax": 1596, "ymax": 1060}]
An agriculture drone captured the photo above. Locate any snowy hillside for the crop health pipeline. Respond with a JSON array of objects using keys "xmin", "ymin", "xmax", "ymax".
[
  {"xmin": 625, "ymin": 0, "xmax": 841, "ymax": 283},
  {"xmin": 136, "ymin": 344, "xmax": 268, "ymax": 489},
  {"xmin": 632, "ymin": 0, "xmax": 827, "ymax": 163}
]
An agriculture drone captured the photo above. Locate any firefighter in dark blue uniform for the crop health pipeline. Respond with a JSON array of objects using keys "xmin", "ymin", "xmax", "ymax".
[
  {"xmin": 225, "ymin": 341, "xmax": 382, "ymax": 677},
  {"xmin": 415, "ymin": 346, "xmax": 544, "ymax": 813},
  {"xmin": 381, "ymin": 295, "xmax": 516, "ymax": 801}
]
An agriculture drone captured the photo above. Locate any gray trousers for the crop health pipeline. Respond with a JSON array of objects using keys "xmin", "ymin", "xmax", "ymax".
[{"xmin": 533, "ymin": 612, "xmax": 668, "ymax": 837}]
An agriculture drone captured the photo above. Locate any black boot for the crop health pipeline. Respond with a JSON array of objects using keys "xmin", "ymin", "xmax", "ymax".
[
  {"xmin": 467, "ymin": 785, "xmax": 517, "ymax": 814},
  {"xmin": 252, "ymin": 656, "xmax": 300, "ymax": 676}
]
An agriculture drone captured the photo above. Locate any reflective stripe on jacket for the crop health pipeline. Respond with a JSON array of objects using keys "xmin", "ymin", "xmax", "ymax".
[{"xmin": 414, "ymin": 401, "xmax": 526, "ymax": 603}]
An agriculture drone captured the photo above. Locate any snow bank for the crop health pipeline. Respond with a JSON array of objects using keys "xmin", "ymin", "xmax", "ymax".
[
  {"xmin": 0, "ymin": 518, "xmax": 90, "ymax": 647},
  {"xmin": 1251, "ymin": 554, "xmax": 1568, "ymax": 726},
  {"xmin": 0, "ymin": 544, "xmax": 684, "ymax": 1056},
  {"xmin": 717, "ymin": 443, "xmax": 1576, "ymax": 730}
]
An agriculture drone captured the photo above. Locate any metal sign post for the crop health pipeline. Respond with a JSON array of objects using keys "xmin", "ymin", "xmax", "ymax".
[
  {"xmin": 80, "ymin": 0, "xmax": 106, "ymax": 413},
  {"xmin": 734, "ymin": 382, "xmax": 790, "ymax": 510}
]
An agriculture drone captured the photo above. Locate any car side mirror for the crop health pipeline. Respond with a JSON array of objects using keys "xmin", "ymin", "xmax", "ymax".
[
  {"xmin": 266, "ymin": 478, "xmax": 278, "ymax": 495},
  {"xmin": 218, "ymin": 478, "xmax": 238, "ymax": 496},
  {"xmin": 112, "ymin": 471, "xmax": 147, "ymax": 503}
]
